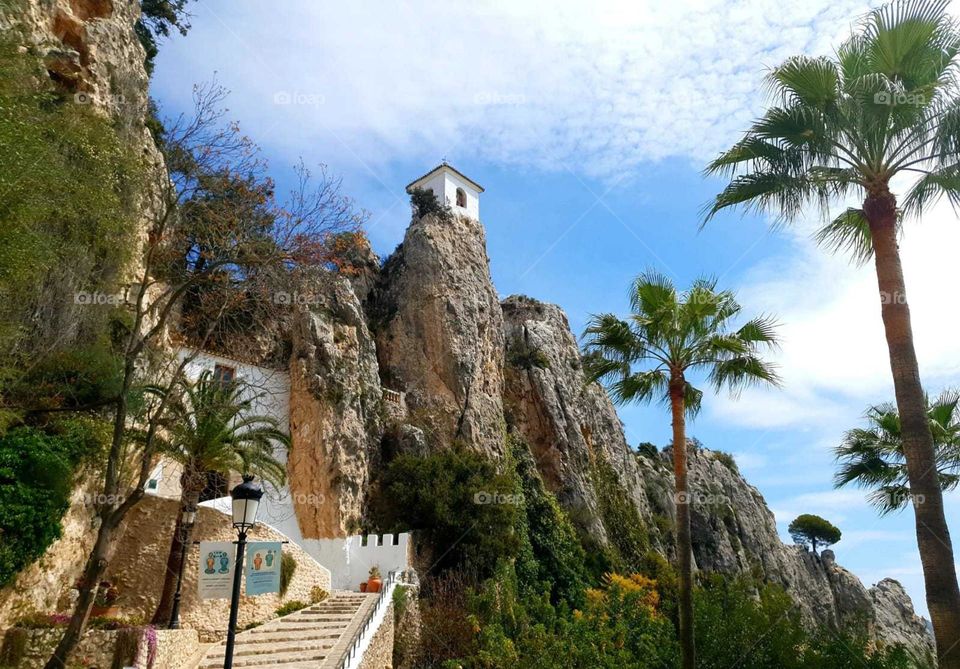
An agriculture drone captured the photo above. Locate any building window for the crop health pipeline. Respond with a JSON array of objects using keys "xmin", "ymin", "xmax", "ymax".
[
  {"xmin": 456, "ymin": 187, "xmax": 467, "ymax": 208},
  {"xmin": 213, "ymin": 364, "xmax": 235, "ymax": 386}
]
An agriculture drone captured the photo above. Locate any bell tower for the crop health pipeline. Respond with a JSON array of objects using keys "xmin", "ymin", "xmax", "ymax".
[{"xmin": 405, "ymin": 162, "xmax": 484, "ymax": 220}]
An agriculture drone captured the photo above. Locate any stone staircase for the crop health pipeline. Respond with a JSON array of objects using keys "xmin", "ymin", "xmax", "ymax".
[{"xmin": 199, "ymin": 592, "xmax": 377, "ymax": 668}]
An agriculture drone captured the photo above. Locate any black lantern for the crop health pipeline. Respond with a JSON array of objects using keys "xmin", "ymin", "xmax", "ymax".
[{"xmin": 230, "ymin": 474, "xmax": 263, "ymax": 531}]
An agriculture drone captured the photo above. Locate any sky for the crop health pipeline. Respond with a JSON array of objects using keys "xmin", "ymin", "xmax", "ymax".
[{"xmin": 150, "ymin": 0, "xmax": 960, "ymax": 618}]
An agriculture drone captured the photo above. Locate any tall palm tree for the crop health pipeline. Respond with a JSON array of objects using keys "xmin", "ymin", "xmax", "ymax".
[
  {"xmin": 703, "ymin": 1, "xmax": 960, "ymax": 661},
  {"xmin": 583, "ymin": 271, "xmax": 780, "ymax": 669},
  {"xmin": 149, "ymin": 370, "xmax": 289, "ymax": 626},
  {"xmin": 836, "ymin": 389, "xmax": 960, "ymax": 514}
]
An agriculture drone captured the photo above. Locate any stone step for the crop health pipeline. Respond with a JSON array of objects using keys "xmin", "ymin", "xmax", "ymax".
[
  {"xmin": 241, "ymin": 630, "xmax": 342, "ymax": 644},
  {"xmin": 205, "ymin": 639, "xmax": 333, "ymax": 657},
  {"xmin": 199, "ymin": 648, "xmax": 327, "ymax": 668}
]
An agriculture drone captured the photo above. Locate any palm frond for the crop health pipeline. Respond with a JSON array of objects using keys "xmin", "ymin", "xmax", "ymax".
[{"xmin": 814, "ymin": 208, "xmax": 875, "ymax": 265}]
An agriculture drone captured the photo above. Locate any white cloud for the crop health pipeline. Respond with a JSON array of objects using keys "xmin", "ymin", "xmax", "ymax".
[
  {"xmin": 709, "ymin": 202, "xmax": 960, "ymax": 431},
  {"xmin": 156, "ymin": 0, "xmax": 874, "ymax": 180}
]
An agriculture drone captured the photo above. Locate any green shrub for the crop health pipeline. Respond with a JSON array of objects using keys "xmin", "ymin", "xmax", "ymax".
[
  {"xmin": 279, "ymin": 552, "xmax": 297, "ymax": 598},
  {"xmin": 0, "ymin": 36, "xmax": 139, "ymax": 414},
  {"xmin": 309, "ymin": 586, "xmax": 328, "ymax": 604},
  {"xmin": 409, "ymin": 187, "xmax": 451, "ymax": 221},
  {"xmin": 506, "ymin": 341, "xmax": 550, "ymax": 371},
  {"xmin": 589, "ymin": 456, "xmax": 649, "ymax": 575},
  {"xmin": 510, "ymin": 439, "xmax": 589, "ymax": 607},
  {"xmin": 712, "ymin": 450, "xmax": 739, "ymax": 475},
  {"xmin": 369, "ymin": 446, "xmax": 520, "ymax": 578},
  {"xmin": 0, "ymin": 424, "xmax": 104, "ymax": 586},
  {"xmin": 274, "ymin": 600, "xmax": 310, "ymax": 617}
]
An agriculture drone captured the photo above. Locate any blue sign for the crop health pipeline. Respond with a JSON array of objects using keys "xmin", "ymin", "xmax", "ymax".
[{"xmin": 246, "ymin": 542, "xmax": 283, "ymax": 595}]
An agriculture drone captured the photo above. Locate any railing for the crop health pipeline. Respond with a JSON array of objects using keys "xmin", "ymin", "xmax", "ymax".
[
  {"xmin": 338, "ymin": 570, "xmax": 401, "ymax": 669},
  {"xmin": 382, "ymin": 388, "xmax": 403, "ymax": 405}
]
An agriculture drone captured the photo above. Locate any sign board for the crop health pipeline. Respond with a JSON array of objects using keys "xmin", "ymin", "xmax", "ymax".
[
  {"xmin": 246, "ymin": 542, "xmax": 283, "ymax": 596},
  {"xmin": 198, "ymin": 541, "xmax": 235, "ymax": 599}
]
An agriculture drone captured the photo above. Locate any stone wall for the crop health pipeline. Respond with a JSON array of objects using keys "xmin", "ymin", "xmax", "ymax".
[
  {"xmin": 0, "ymin": 627, "xmax": 199, "ymax": 669},
  {"xmin": 0, "ymin": 478, "xmax": 99, "ymax": 630},
  {"xmin": 358, "ymin": 602, "xmax": 394, "ymax": 669},
  {"xmin": 104, "ymin": 496, "xmax": 331, "ymax": 641}
]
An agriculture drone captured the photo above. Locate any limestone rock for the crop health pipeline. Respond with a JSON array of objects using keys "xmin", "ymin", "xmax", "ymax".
[
  {"xmin": 371, "ymin": 213, "xmax": 505, "ymax": 456},
  {"xmin": 500, "ymin": 295, "xmax": 661, "ymax": 545},
  {"xmin": 288, "ymin": 277, "xmax": 384, "ymax": 538}
]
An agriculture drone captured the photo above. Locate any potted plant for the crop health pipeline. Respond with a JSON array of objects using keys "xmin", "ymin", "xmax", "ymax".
[
  {"xmin": 366, "ymin": 566, "xmax": 382, "ymax": 593},
  {"xmin": 91, "ymin": 581, "xmax": 120, "ymax": 618}
]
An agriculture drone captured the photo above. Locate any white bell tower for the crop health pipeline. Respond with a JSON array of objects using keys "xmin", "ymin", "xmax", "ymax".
[{"xmin": 405, "ymin": 162, "xmax": 484, "ymax": 220}]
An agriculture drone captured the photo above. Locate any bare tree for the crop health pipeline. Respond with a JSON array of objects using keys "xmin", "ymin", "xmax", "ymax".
[{"xmin": 44, "ymin": 81, "xmax": 365, "ymax": 668}]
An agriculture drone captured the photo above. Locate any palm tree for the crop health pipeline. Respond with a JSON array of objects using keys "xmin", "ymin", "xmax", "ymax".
[
  {"xmin": 836, "ymin": 389, "xmax": 960, "ymax": 514},
  {"xmin": 583, "ymin": 271, "xmax": 780, "ymax": 669},
  {"xmin": 702, "ymin": 1, "xmax": 960, "ymax": 661},
  {"xmin": 149, "ymin": 370, "xmax": 289, "ymax": 626}
]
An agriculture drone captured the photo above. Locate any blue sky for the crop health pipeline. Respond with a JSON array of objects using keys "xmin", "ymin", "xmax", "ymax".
[{"xmin": 150, "ymin": 0, "xmax": 960, "ymax": 617}]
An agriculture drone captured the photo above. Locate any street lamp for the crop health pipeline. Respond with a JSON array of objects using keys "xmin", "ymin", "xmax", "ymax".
[
  {"xmin": 223, "ymin": 475, "xmax": 263, "ymax": 669},
  {"xmin": 168, "ymin": 507, "xmax": 197, "ymax": 629}
]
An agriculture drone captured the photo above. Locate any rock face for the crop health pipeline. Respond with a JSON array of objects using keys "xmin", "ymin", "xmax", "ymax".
[
  {"xmin": 499, "ymin": 294, "xmax": 933, "ymax": 659},
  {"xmin": 648, "ymin": 447, "xmax": 933, "ymax": 659},
  {"xmin": 371, "ymin": 213, "xmax": 506, "ymax": 457},
  {"xmin": 501, "ymin": 295, "xmax": 662, "ymax": 547},
  {"xmin": 288, "ymin": 277, "xmax": 384, "ymax": 538}
]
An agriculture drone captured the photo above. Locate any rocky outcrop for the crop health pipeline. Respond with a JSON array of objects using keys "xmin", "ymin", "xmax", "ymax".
[
  {"xmin": 371, "ymin": 214, "xmax": 506, "ymax": 456},
  {"xmin": 288, "ymin": 277, "xmax": 384, "ymax": 538},
  {"xmin": 501, "ymin": 295, "xmax": 662, "ymax": 546},
  {"xmin": 644, "ymin": 446, "xmax": 935, "ymax": 660},
  {"xmin": 499, "ymin": 293, "xmax": 933, "ymax": 658}
]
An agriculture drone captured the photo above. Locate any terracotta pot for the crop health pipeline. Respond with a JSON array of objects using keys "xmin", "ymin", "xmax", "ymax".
[
  {"xmin": 359, "ymin": 582, "xmax": 368, "ymax": 593},
  {"xmin": 366, "ymin": 578, "xmax": 382, "ymax": 593},
  {"xmin": 91, "ymin": 605, "xmax": 119, "ymax": 618}
]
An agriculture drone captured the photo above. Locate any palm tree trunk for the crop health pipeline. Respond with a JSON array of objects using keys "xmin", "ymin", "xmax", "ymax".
[
  {"xmin": 670, "ymin": 377, "xmax": 695, "ymax": 669},
  {"xmin": 867, "ymin": 191, "xmax": 960, "ymax": 667},
  {"xmin": 151, "ymin": 467, "xmax": 204, "ymax": 626}
]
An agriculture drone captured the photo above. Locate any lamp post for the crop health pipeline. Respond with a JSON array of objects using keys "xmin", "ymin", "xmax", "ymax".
[
  {"xmin": 168, "ymin": 507, "xmax": 197, "ymax": 629},
  {"xmin": 223, "ymin": 474, "xmax": 262, "ymax": 669}
]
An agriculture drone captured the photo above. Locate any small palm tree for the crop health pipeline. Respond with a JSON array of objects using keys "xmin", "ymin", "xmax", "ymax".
[
  {"xmin": 583, "ymin": 271, "xmax": 780, "ymax": 669},
  {"xmin": 836, "ymin": 389, "xmax": 960, "ymax": 514},
  {"xmin": 703, "ymin": 1, "xmax": 960, "ymax": 660},
  {"xmin": 149, "ymin": 370, "xmax": 289, "ymax": 626}
]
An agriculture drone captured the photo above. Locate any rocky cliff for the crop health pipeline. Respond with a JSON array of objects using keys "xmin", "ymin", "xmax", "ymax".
[
  {"xmin": 358, "ymin": 212, "xmax": 934, "ymax": 659},
  {"xmin": 288, "ymin": 277, "xmax": 384, "ymax": 538},
  {"xmin": 370, "ymin": 213, "xmax": 506, "ymax": 457}
]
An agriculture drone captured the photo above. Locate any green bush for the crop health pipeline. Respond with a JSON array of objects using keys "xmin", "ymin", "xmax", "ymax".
[
  {"xmin": 274, "ymin": 600, "xmax": 310, "ymax": 617},
  {"xmin": 711, "ymin": 450, "xmax": 739, "ymax": 475},
  {"xmin": 0, "ymin": 36, "xmax": 139, "ymax": 415},
  {"xmin": 0, "ymin": 423, "xmax": 103, "ymax": 586},
  {"xmin": 369, "ymin": 446, "xmax": 520, "ymax": 577},
  {"xmin": 589, "ymin": 456, "xmax": 650, "ymax": 575},
  {"xmin": 510, "ymin": 439, "xmax": 589, "ymax": 607},
  {"xmin": 279, "ymin": 551, "xmax": 297, "ymax": 598}
]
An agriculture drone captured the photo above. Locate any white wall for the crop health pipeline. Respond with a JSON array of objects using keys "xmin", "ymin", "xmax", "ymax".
[
  {"xmin": 300, "ymin": 534, "xmax": 411, "ymax": 591},
  {"xmin": 410, "ymin": 167, "xmax": 481, "ymax": 220},
  {"xmin": 147, "ymin": 349, "xmax": 292, "ymax": 504}
]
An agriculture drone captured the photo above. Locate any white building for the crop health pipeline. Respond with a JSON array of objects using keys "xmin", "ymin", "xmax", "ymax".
[{"xmin": 405, "ymin": 162, "xmax": 483, "ymax": 220}]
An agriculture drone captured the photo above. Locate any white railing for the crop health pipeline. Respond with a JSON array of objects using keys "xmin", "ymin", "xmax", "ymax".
[
  {"xmin": 338, "ymin": 570, "xmax": 400, "ymax": 669},
  {"xmin": 382, "ymin": 388, "xmax": 403, "ymax": 405}
]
